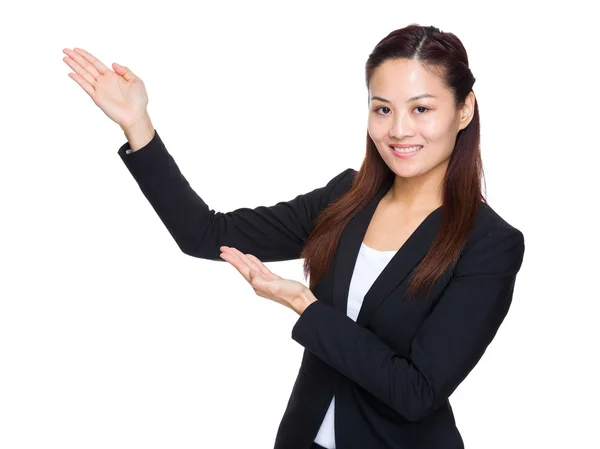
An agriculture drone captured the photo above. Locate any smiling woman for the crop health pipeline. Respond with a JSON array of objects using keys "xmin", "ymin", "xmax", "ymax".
[
  {"xmin": 64, "ymin": 22, "xmax": 523, "ymax": 449},
  {"xmin": 367, "ymin": 58, "xmax": 474, "ymax": 182},
  {"xmin": 301, "ymin": 27, "xmax": 480, "ymax": 304}
]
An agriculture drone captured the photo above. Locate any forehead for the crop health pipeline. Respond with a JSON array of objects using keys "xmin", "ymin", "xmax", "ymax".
[{"xmin": 369, "ymin": 58, "xmax": 449, "ymax": 101}]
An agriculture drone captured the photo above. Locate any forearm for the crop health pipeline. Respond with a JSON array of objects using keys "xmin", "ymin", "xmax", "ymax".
[
  {"xmin": 291, "ymin": 255, "xmax": 518, "ymax": 422},
  {"xmin": 291, "ymin": 300, "xmax": 436, "ymax": 421}
]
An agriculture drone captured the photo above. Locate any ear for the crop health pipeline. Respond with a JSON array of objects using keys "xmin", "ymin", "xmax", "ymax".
[{"xmin": 458, "ymin": 91, "xmax": 475, "ymax": 131}]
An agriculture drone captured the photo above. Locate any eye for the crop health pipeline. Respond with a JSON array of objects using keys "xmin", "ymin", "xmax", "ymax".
[
  {"xmin": 374, "ymin": 106, "xmax": 430, "ymax": 115},
  {"xmin": 374, "ymin": 106, "xmax": 391, "ymax": 115}
]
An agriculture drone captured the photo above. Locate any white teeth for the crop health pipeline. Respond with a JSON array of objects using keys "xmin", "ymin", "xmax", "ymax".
[{"xmin": 392, "ymin": 145, "xmax": 422, "ymax": 153}]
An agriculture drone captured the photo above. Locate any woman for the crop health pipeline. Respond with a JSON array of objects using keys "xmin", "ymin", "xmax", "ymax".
[{"xmin": 62, "ymin": 24, "xmax": 525, "ymax": 449}]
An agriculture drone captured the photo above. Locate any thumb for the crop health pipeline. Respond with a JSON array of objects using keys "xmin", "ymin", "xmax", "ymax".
[{"xmin": 112, "ymin": 62, "xmax": 137, "ymax": 81}]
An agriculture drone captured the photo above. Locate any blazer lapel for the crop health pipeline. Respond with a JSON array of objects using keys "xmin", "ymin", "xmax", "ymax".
[{"xmin": 331, "ymin": 178, "xmax": 443, "ymax": 326}]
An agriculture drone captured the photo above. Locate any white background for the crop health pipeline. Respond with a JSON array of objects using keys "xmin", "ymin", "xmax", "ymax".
[{"xmin": 1, "ymin": 1, "xmax": 598, "ymax": 448}]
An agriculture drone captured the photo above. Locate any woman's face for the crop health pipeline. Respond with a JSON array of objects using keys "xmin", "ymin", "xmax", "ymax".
[{"xmin": 367, "ymin": 58, "xmax": 474, "ymax": 180}]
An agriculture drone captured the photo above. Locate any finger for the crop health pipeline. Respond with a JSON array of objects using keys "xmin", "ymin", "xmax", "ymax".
[
  {"xmin": 228, "ymin": 248, "xmax": 272, "ymax": 279},
  {"xmin": 249, "ymin": 269, "xmax": 264, "ymax": 285},
  {"xmin": 230, "ymin": 248, "xmax": 281, "ymax": 281},
  {"xmin": 63, "ymin": 52, "xmax": 98, "ymax": 88},
  {"xmin": 223, "ymin": 247, "xmax": 254, "ymax": 270},
  {"xmin": 70, "ymin": 48, "xmax": 109, "ymax": 75},
  {"xmin": 244, "ymin": 254, "xmax": 269, "ymax": 273},
  {"xmin": 220, "ymin": 249, "xmax": 253, "ymax": 282},
  {"xmin": 245, "ymin": 254, "xmax": 280, "ymax": 279},
  {"xmin": 111, "ymin": 63, "xmax": 138, "ymax": 82},
  {"xmin": 67, "ymin": 71, "xmax": 96, "ymax": 99},
  {"xmin": 221, "ymin": 247, "xmax": 276, "ymax": 286},
  {"xmin": 63, "ymin": 48, "xmax": 101, "ymax": 79}
]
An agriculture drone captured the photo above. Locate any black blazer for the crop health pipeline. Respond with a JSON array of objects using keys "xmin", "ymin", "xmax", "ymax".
[{"xmin": 118, "ymin": 130, "xmax": 525, "ymax": 449}]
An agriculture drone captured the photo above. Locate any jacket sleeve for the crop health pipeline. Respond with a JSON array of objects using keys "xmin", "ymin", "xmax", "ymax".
[
  {"xmin": 118, "ymin": 129, "xmax": 354, "ymax": 262},
  {"xmin": 291, "ymin": 227, "xmax": 525, "ymax": 422}
]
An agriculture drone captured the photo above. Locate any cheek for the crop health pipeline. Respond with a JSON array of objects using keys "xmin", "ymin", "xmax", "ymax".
[
  {"xmin": 367, "ymin": 120, "xmax": 388, "ymax": 142},
  {"xmin": 420, "ymin": 119, "xmax": 453, "ymax": 142},
  {"xmin": 367, "ymin": 121, "xmax": 384, "ymax": 142},
  {"xmin": 419, "ymin": 119, "xmax": 439, "ymax": 137},
  {"xmin": 367, "ymin": 118, "xmax": 377, "ymax": 133}
]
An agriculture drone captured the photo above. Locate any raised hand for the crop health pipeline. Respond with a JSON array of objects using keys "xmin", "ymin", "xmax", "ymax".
[{"xmin": 62, "ymin": 47, "xmax": 149, "ymax": 129}]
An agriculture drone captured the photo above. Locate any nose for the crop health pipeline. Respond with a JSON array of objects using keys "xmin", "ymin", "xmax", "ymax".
[{"xmin": 388, "ymin": 110, "xmax": 415, "ymax": 139}]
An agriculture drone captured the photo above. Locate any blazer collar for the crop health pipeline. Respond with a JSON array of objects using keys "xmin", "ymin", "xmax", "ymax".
[{"xmin": 332, "ymin": 178, "xmax": 443, "ymax": 326}]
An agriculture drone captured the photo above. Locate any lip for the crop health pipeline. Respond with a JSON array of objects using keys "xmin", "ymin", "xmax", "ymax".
[
  {"xmin": 389, "ymin": 144, "xmax": 423, "ymax": 148},
  {"xmin": 390, "ymin": 145, "xmax": 422, "ymax": 158}
]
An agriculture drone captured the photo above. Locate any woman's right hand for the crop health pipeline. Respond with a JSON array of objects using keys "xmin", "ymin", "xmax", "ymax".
[{"xmin": 62, "ymin": 48, "xmax": 149, "ymax": 130}]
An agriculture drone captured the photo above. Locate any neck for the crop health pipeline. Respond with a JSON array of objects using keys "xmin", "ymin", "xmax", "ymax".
[{"xmin": 385, "ymin": 165, "xmax": 446, "ymax": 213}]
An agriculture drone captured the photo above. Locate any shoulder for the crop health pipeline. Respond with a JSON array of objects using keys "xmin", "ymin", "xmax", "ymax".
[
  {"xmin": 455, "ymin": 202, "xmax": 525, "ymax": 276},
  {"xmin": 470, "ymin": 201, "xmax": 524, "ymax": 244},
  {"xmin": 325, "ymin": 167, "xmax": 356, "ymax": 202},
  {"xmin": 339, "ymin": 168, "xmax": 357, "ymax": 186}
]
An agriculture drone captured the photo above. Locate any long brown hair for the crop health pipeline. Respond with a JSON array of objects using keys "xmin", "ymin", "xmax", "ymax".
[{"xmin": 300, "ymin": 24, "xmax": 486, "ymax": 300}]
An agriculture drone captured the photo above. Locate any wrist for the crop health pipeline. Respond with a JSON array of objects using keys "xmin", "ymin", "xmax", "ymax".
[
  {"xmin": 122, "ymin": 114, "xmax": 154, "ymax": 152},
  {"xmin": 293, "ymin": 289, "xmax": 318, "ymax": 315}
]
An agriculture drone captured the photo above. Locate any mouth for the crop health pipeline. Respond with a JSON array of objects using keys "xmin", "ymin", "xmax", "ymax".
[{"xmin": 389, "ymin": 145, "xmax": 423, "ymax": 158}]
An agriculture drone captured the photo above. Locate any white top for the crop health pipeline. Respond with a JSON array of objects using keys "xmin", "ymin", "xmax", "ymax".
[{"xmin": 314, "ymin": 242, "xmax": 398, "ymax": 449}]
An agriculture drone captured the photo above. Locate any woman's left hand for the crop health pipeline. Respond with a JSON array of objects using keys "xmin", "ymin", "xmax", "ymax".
[{"xmin": 219, "ymin": 246, "xmax": 317, "ymax": 315}]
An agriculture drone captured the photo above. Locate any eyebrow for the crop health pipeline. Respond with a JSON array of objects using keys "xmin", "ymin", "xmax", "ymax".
[{"xmin": 370, "ymin": 94, "xmax": 437, "ymax": 103}]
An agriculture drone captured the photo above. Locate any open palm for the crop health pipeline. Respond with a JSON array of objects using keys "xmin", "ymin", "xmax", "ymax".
[
  {"xmin": 62, "ymin": 47, "xmax": 148, "ymax": 129},
  {"xmin": 219, "ymin": 246, "xmax": 310, "ymax": 313}
]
